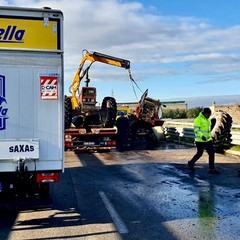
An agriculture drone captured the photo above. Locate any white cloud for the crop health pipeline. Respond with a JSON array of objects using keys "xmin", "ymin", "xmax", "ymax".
[{"xmin": 1, "ymin": 0, "xmax": 240, "ymax": 84}]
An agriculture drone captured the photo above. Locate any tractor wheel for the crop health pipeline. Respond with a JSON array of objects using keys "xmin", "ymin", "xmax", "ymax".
[
  {"xmin": 64, "ymin": 96, "xmax": 72, "ymax": 129},
  {"xmin": 210, "ymin": 110, "xmax": 232, "ymax": 153},
  {"xmin": 101, "ymin": 97, "xmax": 117, "ymax": 127}
]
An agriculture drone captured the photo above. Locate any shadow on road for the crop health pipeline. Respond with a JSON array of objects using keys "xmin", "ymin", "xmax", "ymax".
[{"xmin": 1, "ymin": 144, "xmax": 240, "ymax": 239}]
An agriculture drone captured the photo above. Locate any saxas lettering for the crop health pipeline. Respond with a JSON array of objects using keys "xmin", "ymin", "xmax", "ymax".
[{"xmin": 9, "ymin": 145, "xmax": 35, "ymax": 153}]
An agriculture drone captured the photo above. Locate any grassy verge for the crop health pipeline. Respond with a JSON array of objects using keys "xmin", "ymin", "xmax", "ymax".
[{"xmin": 230, "ymin": 145, "xmax": 240, "ymax": 151}]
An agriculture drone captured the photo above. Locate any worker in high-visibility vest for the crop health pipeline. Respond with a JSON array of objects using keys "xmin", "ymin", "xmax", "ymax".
[{"xmin": 188, "ymin": 108, "xmax": 220, "ymax": 174}]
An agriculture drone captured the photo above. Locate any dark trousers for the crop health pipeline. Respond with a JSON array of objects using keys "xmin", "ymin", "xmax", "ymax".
[
  {"xmin": 190, "ymin": 141, "xmax": 215, "ymax": 169},
  {"xmin": 116, "ymin": 132, "xmax": 128, "ymax": 150}
]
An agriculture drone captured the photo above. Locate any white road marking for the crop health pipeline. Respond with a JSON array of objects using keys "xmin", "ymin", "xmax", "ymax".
[
  {"xmin": 80, "ymin": 159, "xmax": 87, "ymax": 167},
  {"xmin": 99, "ymin": 191, "xmax": 129, "ymax": 234}
]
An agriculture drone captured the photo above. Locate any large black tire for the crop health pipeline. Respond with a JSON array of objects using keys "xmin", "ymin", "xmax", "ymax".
[
  {"xmin": 64, "ymin": 96, "xmax": 72, "ymax": 129},
  {"xmin": 210, "ymin": 110, "xmax": 232, "ymax": 153},
  {"xmin": 100, "ymin": 97, "xmax": 117, "ymax": 127}
]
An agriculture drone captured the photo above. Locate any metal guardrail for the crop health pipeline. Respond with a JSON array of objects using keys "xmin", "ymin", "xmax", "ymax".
[
  {"xmin": 164, "ymin": 121, "xmax": 240, "ymax": 145},
  {"xmin": 231, "ymin": 132, "xmax": 240, "ymax": 145},
  {"xmin": 165, "ymin": 121, "xmax": 240, "ymax": 129}
]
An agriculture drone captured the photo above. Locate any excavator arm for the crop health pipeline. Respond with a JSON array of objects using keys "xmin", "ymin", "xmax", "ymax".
[{"xmin": 70, "ymin": 50, "xmax": 131, "ymax": 110}]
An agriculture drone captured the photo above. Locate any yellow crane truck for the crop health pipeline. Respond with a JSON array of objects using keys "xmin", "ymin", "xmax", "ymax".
[{"xmin": 64, "ymin": 50, "xmax": 164, "ymax": 152}]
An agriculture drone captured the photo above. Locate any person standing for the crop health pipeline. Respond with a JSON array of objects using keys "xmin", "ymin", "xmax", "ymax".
[
  {"xmin": 188, "ymin": 108, "xmax": 220, "ymax": 174},
  {"xmin": 116, "ymin": 112, "xmax": 130, "ymax": 151}
]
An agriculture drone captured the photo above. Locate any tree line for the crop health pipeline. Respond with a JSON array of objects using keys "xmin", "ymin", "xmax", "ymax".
[{"xmin": 162, "ymin": 107, "xmax": 203, "ymax": 119}]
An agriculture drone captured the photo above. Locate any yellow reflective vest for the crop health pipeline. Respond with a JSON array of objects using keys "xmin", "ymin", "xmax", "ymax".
[{"xmin": 194, "ymin": 112, "xmax": 212, "ymax": 142}]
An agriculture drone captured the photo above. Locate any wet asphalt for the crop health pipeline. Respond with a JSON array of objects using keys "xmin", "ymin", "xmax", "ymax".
[{"xmin": 0, "ymin": 141, "xmax": 240, "ymax": 240}]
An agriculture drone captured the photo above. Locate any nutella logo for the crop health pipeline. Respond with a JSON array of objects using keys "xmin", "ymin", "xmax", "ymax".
[{"xmin": 0, "ymin": 25, "xmax": 25, "ymax": 43}]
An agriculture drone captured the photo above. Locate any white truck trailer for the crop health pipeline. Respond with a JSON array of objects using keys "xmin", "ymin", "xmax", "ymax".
[{"xmin": 0, "ymin": 6, "xmax": 64, "ymax": 199}]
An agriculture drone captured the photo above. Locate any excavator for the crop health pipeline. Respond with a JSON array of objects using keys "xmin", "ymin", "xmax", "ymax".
[{"xmin": 64, "ymin": 49, "xmax": 163, "ymax": 151}]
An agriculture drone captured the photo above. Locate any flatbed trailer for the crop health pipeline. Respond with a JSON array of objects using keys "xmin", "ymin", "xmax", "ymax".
[{"xmin": 64, "ymin": 127, "xmax": 117, "ymax": 152}]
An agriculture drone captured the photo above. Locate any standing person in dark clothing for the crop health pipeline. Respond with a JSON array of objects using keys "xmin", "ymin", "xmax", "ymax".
[
  {"xmin": 188, "ymin": 108, "xmax": 220, "ymax": 174},
  {"xmin": 116, "ymin": 112, "xmax": 129, "ymax": 151}
]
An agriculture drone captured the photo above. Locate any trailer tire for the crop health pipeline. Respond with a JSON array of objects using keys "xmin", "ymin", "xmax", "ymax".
[
  {"xmin": 64, "ymin": 96, "xmax": 72, "ymax": 129},
  {"xmin": 101, "ymin": 97, "xmax": 117, "ymax": 127},
  {"xmin": 210, "ymin": 110, "xmax": 232, "ymax": 153}
]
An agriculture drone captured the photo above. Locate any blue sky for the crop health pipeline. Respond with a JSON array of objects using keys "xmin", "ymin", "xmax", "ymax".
[{"xmin": 1, "ymin": 0, "xmax": 240, "ymax": 106}]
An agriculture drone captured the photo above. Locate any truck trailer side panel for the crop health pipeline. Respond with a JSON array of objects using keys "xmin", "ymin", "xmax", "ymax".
[
  {"xmin": 0, "ymin": 6, "xmax": 64, "ymax": 197},
  {"xmin": 0, "ymin": 52, "xmax": 64, "ymax": 172}
]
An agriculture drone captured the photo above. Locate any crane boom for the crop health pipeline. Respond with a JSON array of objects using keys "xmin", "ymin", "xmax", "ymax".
[{"xmin": 70, "ymin": 50, "xmax": 130, "ymax": 109}]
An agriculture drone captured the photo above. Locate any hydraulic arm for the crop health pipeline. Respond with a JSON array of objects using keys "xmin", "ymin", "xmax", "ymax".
[{"xmin": 70, "ymin": 50, "xmax": 130, "ymax": 110}]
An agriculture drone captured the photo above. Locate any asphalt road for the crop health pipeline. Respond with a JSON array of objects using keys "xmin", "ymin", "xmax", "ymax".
[{"xmin": 1, "ymin": 143, "xmax": 240, "ymax": 240}]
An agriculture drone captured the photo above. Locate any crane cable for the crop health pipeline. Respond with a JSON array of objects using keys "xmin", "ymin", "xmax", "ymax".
[{"xmin": 128, "ymin": 69, "xmax": 143, "ymax": 100}]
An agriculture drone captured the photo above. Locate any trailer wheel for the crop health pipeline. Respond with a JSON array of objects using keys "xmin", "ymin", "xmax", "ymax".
[
  {"xmin": 210, "ymin": 110, "xmax": 232, "ymax": 153},
  {"xmin": 101, "ymin": 97, "xmax": 117, "ymax": 127},
  {"xmin": 64, "ymin": 96, "xmax": 72, "ymax": 129}
]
